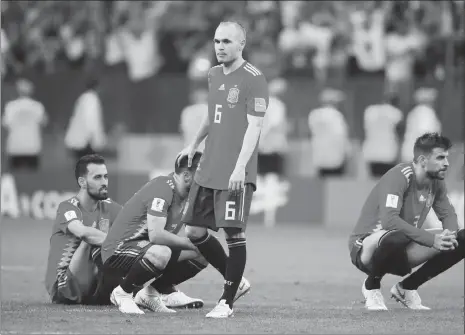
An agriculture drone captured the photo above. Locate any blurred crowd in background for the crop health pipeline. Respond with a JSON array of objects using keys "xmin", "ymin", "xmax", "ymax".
[
  {"xmin": 2, "ymin": 0, "xmax": 464, "ymax": 81},
  {"xmin": 1, "ymin": 1, "xmax": 464, "ymax": 180}
]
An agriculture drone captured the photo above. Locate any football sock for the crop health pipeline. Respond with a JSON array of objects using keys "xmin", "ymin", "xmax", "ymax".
[
  {"xmin": 366, "ymin": 231, "xmax": 411, "ymax": 290},
  {"xmin": 190, "ymin": 233, "xmax": 227, "ymax": 277},
  {"xmin": 151, "ymin": 259, "xmax": 207, "ymax": 294},
  {"xmin": 401, "ymin": 236, "xmax": 465, "ymax": 290},
  {"xmin": 220, "ymin": 237, "xmax": 247, "ymax": 308},
  {"xmin": 120, "ymin": 258, "xmax": 163, "ymax": 294}
]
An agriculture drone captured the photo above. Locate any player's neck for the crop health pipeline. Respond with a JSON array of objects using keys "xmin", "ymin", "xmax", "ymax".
[
  {"xmin": 222, "ymin": 57, "xmax": 245, "ymax": 75},
  {"xmin": 413, "ymin": 164, "xmax": 432, "ymax": 189},
  {"xmin": 76, "ymin": 192, "xmax": 99, "ymax": 212}
]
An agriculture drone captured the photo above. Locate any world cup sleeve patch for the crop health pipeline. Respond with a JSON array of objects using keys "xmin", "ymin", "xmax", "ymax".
[{"xmin": 254, "ymin": 98, "xmax": 267, "ymax": 112}]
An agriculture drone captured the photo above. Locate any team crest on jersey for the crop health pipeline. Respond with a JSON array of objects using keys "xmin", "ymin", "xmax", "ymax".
[
  {"xmin": 98, "ymin": 219, "xmax": 110, "ymax": 233},
  {"xmin": 227, "ymin": 87, "xmax": 240, "ymax": 105}
]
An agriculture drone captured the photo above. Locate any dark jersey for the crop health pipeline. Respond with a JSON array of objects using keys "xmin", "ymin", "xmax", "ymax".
[
  {"xmin": 45, "ymin": 197, "xmax": 121, "ymax": 296},
  {"xmin": 195, "ymin": 61, "xmax": 269, "ymax": 191},
  {"xmin": 349, "ymin": 163, "xmax": 459, "ymax": 248},
  {"xmin": 102, "ymin": 173, "xmax": 186, "ymax": 260}
]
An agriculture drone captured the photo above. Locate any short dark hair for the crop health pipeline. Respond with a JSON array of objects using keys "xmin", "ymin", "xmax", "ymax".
[
  {"xmin": 413, "ymin": 132, "xmax": 452, "ymax": 162},
  {"xmin": 175, "ymin": 152, "xmax": 202, "ymax": 174},
  {"xmin": 75, "ymin": 154, "xmax": 106, "ymax": 185}
]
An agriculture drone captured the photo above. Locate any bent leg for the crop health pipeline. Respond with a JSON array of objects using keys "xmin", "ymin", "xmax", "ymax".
[
  {"xmin": 406, "ymin": 228, "xmax": 442, "ymax": 268},
  {"xmin": 67, "ymin": 241, "xmax": 98, "ymax": 297},
  {"xmin": 401, "ymin": 229, "xmax": 465, "ymax": 290}
]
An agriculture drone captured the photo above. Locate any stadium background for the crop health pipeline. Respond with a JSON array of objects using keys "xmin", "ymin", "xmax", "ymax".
[{"xmin": 1, "ymin": 1, "xmax": 464, "ymax": 333}]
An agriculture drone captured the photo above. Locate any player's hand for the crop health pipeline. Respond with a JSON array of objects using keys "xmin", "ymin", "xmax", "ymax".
[
  {"xmin": 177, "ymin": 144, "xmax": 196, "ymax": 167},
  {"xmin": 441, "ymin": 229, "xmax": 459, "ymax": 248},
  {"xmin": 229, "ymin": 165, "xmax": 246, "ymax": 193},
  {"xmin": 433, "ymin": 232, "xmax": 457, "ymax": 251}
]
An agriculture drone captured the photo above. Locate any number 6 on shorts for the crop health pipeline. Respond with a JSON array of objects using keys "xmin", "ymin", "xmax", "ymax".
[{"xmin": 225, "ymin": 201, "xmax": 236, "ymax": 221}]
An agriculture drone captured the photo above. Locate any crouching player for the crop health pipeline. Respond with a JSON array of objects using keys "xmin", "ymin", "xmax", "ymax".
[
  {"xmin": 101, "ymin": 152, "xmax": 214, "ymax": 314},
  {"xmin": 45, "ymin": 154, "xmax": 122, "ymax": 304},
  {"xmin": 349, "ymin": 133, "xmax": 464, "ymax": 310}
]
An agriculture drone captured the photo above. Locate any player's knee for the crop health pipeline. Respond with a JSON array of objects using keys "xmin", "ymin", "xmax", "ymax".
[
  {"xmin": 144, "ymin": 245, "xmax": 172, "ymax": 270},
  {"xmin": 185, "ymin": 226, "xmax": 207, "ymax": 240},
  {"xmin": 378, "ymin": 230, "xmax": 411, "ymax": 249},
  {"xmin": 224, "ymin": 227, "xmax": 244, "ymax": 239}
]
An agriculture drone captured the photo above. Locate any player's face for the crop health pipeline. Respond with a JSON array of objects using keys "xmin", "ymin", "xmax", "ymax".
[
  {"xmin": 84, "ymin": 164, "xmax": 109, "ymax": 200},
  {"xmin": 214, "ymin": 25, "xmax": 244, "ymax": 64},
  {"xmin": 425, "ymin": 148, "xmax": 449, "ymax": 180}
]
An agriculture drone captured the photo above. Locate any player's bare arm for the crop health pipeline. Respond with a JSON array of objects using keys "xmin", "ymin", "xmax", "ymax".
[
  {"xmin": 178, "ymin": 113, "xmax": 210, "ymax": 167},
  {"xmin": 147, "ymin": 213, "xmax": 196, "ymax": 251},
  {"xmin": 67, "ymin": 219, "xmax": 107, "ymax": 246},
  {"xmin": 229, "ymin": 114, "xmax": 264, "ymax": 192}
]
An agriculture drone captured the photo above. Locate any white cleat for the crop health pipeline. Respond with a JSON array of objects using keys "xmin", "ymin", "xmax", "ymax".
[
  {"xmin": 134, "ymin": 286, "xmax": 176, "ymax": 313},
  {"xmin": 206, "ymin": 299, "xmax": 233, "ymax": 318},
  {"xmin": 110, "ymin": 286, "xmax": 145, "ymax": 314},
  {"xmin": 390, "ymin": 283, "xmax": 431, "ymax": 310},
  {"xmin": 234, "ymin": 277, "xmax": 251, "ymax": 303},
  {"xmin": 362, "ymin": 280, "xmax": 388, "ymax": 311},
  {"xmin": 162, "ymin": 290, "xmax": 204, "ymax": 309}
]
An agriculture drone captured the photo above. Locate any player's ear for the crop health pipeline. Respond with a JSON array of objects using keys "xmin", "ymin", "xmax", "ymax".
[
  {"xmin": 239, "ymin": 39, "xmax": 246, "ymax": 51},
  {"xmin": 418, "ymin": 155, "xmax": 427, "ymax": 167},
  {"xmin": 183, "ymin": 171, "xmax": 192, "ymax": 184},
  {"xmin": 78, "ymin": 176, "xmax": 87, "ymax": 189}
]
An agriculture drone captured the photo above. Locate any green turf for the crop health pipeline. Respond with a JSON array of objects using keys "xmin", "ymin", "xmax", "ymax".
[{"xmin": 1, "ymin": 218, "xmax": 463, "ymax": 334}]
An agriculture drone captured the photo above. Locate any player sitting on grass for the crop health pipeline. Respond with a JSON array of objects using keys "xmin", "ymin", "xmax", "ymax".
[
  {"xmin": 45, "ymin": 154, "xmax": 122, "ymax": 305},
  {"xmin": 349, "ymin": 132, "xmax": 464, "ymax": 310},
  {"xmin": 100, "ymin": 152, "xmax": 249, "ymax": 314}
]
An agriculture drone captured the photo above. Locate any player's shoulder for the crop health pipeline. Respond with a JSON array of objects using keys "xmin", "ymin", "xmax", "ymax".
[
  {"xmin": 58, "ymin": 196, "xmax": 80, "ymax": 211},
  {"xmin": 147, "ymin": 174, "xmax": 176, "ymax": 195},
  {"xmin": 208, "ymin": 65, "xmax": 223, "ymax": 77},
  {"xmin": 56, "ymin": 197, "xmax": 82, "ymax": 221},
  {"xmin": 242, "ymin": 62, "xmax": 264, "ymax": 78},
  {"xmin": 382, "ymin": 163, "xmax": 414, "ymax": 186}
]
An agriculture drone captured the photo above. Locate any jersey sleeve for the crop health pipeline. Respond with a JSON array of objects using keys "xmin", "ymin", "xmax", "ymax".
[
  {"xmin": 246, "ymin": 74, "xmax": 269, "ymax": 117},
  {"xmin": 378, "ymin": 169, "xmax": 435, "ymax": 247},
  {"xmin": 433, "ymin": 180, "xmax": 459, "ymax": 232},
  {"xmin": 108, "ymin": 200, "xmax": 123, "ymax": 228},
  {"xmin": 207, "ymin": 67, "xmax": 213, "ymax": 91},
  {"xmin": 55, "ymin": 202, "xmax": 83, "ymax": 234},
  {"xmin": 145, "ymin": 179, "xmax": 174, "ymax": 218}
]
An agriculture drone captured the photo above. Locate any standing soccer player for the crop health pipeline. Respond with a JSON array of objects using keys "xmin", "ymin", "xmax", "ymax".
[
  {"xmin": 349, "ymin": 133, "xmax": 464, "ymax": 310},
  {"xmin": 177, "ymin": 21, "xmax": 269, "ymax": 318},
  {"xmin": 45, "ymin": 154, "xmax": 122, "ymax": 305}
]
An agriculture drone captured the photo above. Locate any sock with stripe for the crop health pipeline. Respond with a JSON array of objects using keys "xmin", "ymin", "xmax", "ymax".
[
  {"xmin": 151, "ymin": 259, "xmax": 207, "ymax": 294},
  {"xmin": 190, "ymin": 233, "xmax": 227, "ymax": 277},
  {"xmin": 220, "ymin": 237, "xmax": 247, "ymax": 308},
  {"xmin": 120, "ymin": 258, "xmax": 163, "ymax": 294}
]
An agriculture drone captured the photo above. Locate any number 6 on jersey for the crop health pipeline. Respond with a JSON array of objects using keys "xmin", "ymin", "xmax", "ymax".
[{"xmin": 214, "ymin": 104, "xmax": 222, "ymax": 124}]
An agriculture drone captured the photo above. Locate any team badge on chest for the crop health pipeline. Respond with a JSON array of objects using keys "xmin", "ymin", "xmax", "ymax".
[
  {"xmin": 227, "ymin": 87, "xmax": 240, "ymax": 104},
  {"xmin": 98, "ymin": 218, "xmax": 110, "ymax": 233}
]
